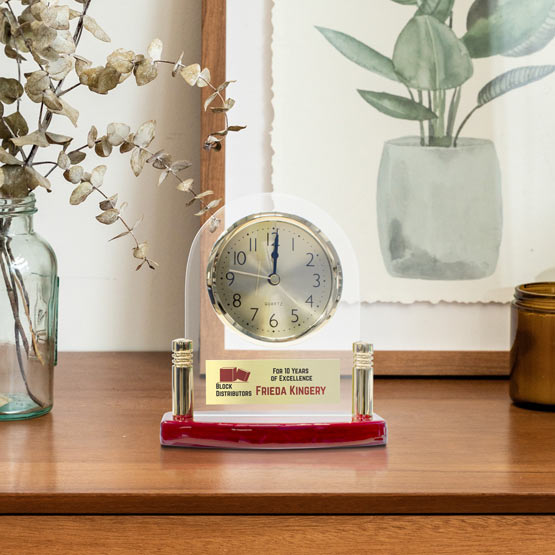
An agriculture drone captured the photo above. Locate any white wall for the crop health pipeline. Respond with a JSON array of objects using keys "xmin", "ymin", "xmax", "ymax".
[{"xmin": 33, "ymin": 0, "xmax": 202, "ymax": 351}]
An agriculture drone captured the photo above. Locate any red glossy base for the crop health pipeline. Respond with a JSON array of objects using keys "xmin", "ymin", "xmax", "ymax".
[{"xmin": 160, "ymin": 412, "xmax": 387, "ymax": 450}]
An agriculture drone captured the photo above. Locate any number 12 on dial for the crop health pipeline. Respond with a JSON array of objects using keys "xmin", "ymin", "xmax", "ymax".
[{"xmin": 206, "ymin": 212, "xmax": 343, "ymax": 343}]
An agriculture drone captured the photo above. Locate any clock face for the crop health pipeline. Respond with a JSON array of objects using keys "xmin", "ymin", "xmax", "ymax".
[{"xmin": 207, "ymin": 213, "xmax": 342, "ymax": 343}]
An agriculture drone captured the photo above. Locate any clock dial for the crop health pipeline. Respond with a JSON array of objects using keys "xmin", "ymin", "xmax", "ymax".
[{"xmin": 207, "ymin": 213, "xmax": 342, "ymax": 342}]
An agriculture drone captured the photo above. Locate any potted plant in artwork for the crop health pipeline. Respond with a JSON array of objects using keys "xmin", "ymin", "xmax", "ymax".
[
  {"xmin": 317, "ymin": 0, "xmax": 555, "ymax": 280},
  {"xmin": 0, "ymin": 0, "xmax": 242, "ymax": 419}
]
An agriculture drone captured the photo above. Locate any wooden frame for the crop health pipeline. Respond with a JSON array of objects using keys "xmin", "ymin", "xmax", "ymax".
[{"xmin": 199, "ymin": 0, "xmax": 508, "ymax": 376}]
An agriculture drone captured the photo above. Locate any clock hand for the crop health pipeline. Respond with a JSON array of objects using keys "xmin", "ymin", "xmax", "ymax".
[
  {"xmin": 270, "ymin": 231, "xmax": 279, "ymax": 276},
  {"xmin": 230, "ymin": 268, "xmax": 268, "ymax": 280}
]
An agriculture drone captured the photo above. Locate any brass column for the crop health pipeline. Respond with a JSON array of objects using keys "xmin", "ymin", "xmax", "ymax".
[
  {"xmin": 172, "ymin": 338, "xmax": 194, "ymax": 418},
  {"xmin": 353, "ymin": 342, "xmax": 373, "ymax": 420}
]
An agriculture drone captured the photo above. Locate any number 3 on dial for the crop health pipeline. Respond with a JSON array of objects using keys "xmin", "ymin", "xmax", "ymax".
[{"xmin": 206, "ymin": 212, "xmax": 343, "ymax": 343}]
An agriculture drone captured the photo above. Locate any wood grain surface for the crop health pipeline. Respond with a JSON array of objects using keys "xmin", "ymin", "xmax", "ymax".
[
  {"xmin": 1, "ymin": 352, "xmax": 554, "ymax": 515},
  {"xmin": 2, "ymin": 516, "xmax": 555, "ymax": 555}
]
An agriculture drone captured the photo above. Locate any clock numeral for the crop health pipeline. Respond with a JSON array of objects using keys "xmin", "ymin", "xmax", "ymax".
[
  {"xmin": 313, "ymin": 273, "xmax": 321, "ymax": 288},
  {"xmin": 306, "ymin": 253, "xmax": 315, "ymax": 267},
  {"xmin": 233, "ymin": 293, "xmax": 242, "ymax": 308},
  {"xmin": 250, "ymin": 307, "xmax": 259, "ymax": 321},
  {"xmin": 291, "ymin": 309, "xmax": 299, "ymax": 323},
  {"xmin": 226, "ymin": 271, "xmax": 235, "ymax": 286},
  {"xmin": 305, "ymin": 295, "xmax": 314, "ymax": 307},
  {"xmin": 269, "ymin": 314, "xmax": 278, "ymax": 328},
  {"xmin": 249, "ymin": 238, "xmax": 257, "ymax": 252},
  {"xmin": 234, "ymin": 251, "xmax": 247, "ymax": 265}
]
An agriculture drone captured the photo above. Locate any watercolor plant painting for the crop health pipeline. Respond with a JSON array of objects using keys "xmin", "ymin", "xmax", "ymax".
[{"xmin": 317, "ymin": 0, "xmax": 555, "ymax": 280}]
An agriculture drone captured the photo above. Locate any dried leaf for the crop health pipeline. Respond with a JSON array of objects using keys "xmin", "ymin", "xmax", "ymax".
[
  {"xmin": 147, "ymin": 150, "xmax": 171, "ymax": 169},
  {"xmin": 194, "ymin": 199, "xmax": 221, "ymax": 216},
  {"xmin": 176, "ymin": 177, "xmax": 194, "ymax": 192},
  {"xmin": 96, "ymin": 208, "xmax": 119, "ymax": 225},
  {"xmin": 0, "ymin": 77, "xmax": 24, "ymax": 104},
  {"xmin": 147, "ymin": 38, "xmax": 163, "ymax": 60},
  {"xmin": 204, "ymin": 91, "xmax": 218, "ymax": 111},
  {"xmin": 46, "ymin": 54, "xmax": 73, "ymax": 80},
  {"xmin": 42, "ymin": 6, "xmax": 70, "ymax": 30},
  {"xmin": 24, "ymin": 70, "xmax": 49, "ymax": 103},
  {"xmin": 4, "ymin": 45, "xmax": 26, "ymax": 62},
  {"xmin": 57, "ymin": 150, "xmax": 70, "ymax": 170},
  {"xmin": 130, "ymin": 147, "xmax": 149, "ymax": 176},
  {"xmin": 25, "ymin": 166, "xmax": 51, "ymax": 191},
  {"xmin": 42, "ymin": 89, "xmax": 63, "ymax": 111},
  {"xmin": 87, "ymin": 125, "xmax": 97, "ymax": 148},
  {"xmin": 0, "ymin": 147, "xmax": 21, "ymax": 165},
  {"xmin": 74, "ymin": 55, "xmax": 92, "ymax": 77},
  {"xmin": 109, "ymin": 229, "xmax": 130, "ymax": 242},
  {"xmin": 100, "ymin": 193, "xmax": 118, "ymax": 211},
  {"xmin": 106, "ymin": 122, "xmax": 130, "ymax": 146},
  {"xmin": 63, "ymin": 164, "xmax": 83, "ymax": 184},
  {"xmin": 157, "ymin": 170, "xmax": 169, "ymax": 187},
  {"xmin": 120, "ymin": 139, "xmax": 134, "ymax": 154},
  {"xmin": 11, "ymin": 129, "xmax": 48, "ymax": 147},
  {"xmin": 134, "ymin": 58, "xmax": 157, "ymax": 86},
  {"xmin": 90, "ymin": 164, "xmax": 107, "ymax": 187},
  {"xmin": 133, "ymin": 120, "xmax": 155, "ymax": 148},
  {"xmin": 197, "ymin": 68, "xmax": 211, "ymax": 87},
  {"xmin": 69, "ymin": 181, "xmax": 93, "ymax": 205},
  {"xmin": 46, "ymin": 131, "xmax": 72, "ymax": 145},
  {"xmin": 170, "ymin": 159, "xmax": 192, "ymax": 172},
  {"xmin": 95, "ymin": 136, "xmax": 112, "ymax": 157},
  {"xmin": 180, "ymin": 63, "xmax": 200, "ymax": 86},
  {"xmin": 172, "ymin": 51, "xmax": 184, "ymax": 77},
  {"xmin": 132, "ymin": 242, "xmax": 149, "ymax": 259},
  {"xmin": 208, "ymin": 216, "xmax": 220, "ymax": 233},
  {"xmin": 228, "ymin": 125, "xmax": 247, "ymax": 132},
  {"xmin": 83, "ymin": 15, "xmax": 110, "ymax": 42},
  {"xmin": 51, "ymin": 96, "xmax": 79, "ymax": 126},
  {"xmin": 67, "ymin": 150, "xmax": 86, "ymax": 164},
  {"xmin": 4, "ymin": 111, "xmax": 28, "ymax": 138},
  {"xmin": 194, "ymin": 190, "xmax": 213, "ymax": 199},
  {"xmin": 217, "ymin": 80, "xmax": 236, "ymax": 92},
  {"xmin": 107, "ymin": 48, "xmax": 134, "ymax": 74},
  {"xmin": 0, "ymin": 165, "xmax": 28, "ymax": 197},
  {"xmin": 47, "ymin": 30, "xmax": 75, "ymax": 57}
]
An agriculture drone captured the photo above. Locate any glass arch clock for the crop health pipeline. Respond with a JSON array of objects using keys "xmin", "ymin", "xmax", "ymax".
[{"xmin": 160, "ymin": 193, "xmax": 387, "ymax": 450}]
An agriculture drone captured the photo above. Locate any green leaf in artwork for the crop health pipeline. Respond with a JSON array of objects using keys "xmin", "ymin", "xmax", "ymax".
[
  {"xmin": 315, "ymin": 26, "xmax": 399, "ymax": 82},
  {"xmin": 477, "ymin": 65, "xmax": 555, "ymax": 106},
  {"xmin": 357, "ymin": 90, "xmax": 438, "ymax": 120},
  {"xmin": 393, "ymin": 16, "xmax": 473, "ymax": 90},
  {"xmin": 416, "ymin": 0, "xmax": 455, "ymax": 22},
  {"xmin": 463, "ymin": 0, "xmax": 555, "ymax": 58},
  {"xmin": 390, "ymin": 0, "xmax": 418, "ymax": 4}
]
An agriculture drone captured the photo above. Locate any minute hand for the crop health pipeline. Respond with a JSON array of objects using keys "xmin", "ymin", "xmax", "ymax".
[{"xmin": 271, "ymin": 232, "xmax": 279, "ymax": 274}]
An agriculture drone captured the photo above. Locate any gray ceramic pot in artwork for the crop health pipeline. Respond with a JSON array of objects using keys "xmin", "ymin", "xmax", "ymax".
[{"xmin": 377, "ymin": 136, "xmax": 502, "ymax": 280}]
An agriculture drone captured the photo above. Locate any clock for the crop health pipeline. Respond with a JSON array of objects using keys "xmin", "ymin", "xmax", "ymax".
[{"xmin": 206, "ymin": 212, "xmax": 343, "ymax": 343}]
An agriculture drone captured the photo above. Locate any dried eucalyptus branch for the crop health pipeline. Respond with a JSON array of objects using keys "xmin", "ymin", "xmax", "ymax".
[{"xmin": 0, "ymin": 0, "xmax": 244, "ymax": 406}]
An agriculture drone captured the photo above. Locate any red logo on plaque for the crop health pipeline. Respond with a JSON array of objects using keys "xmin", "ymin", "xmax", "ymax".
[{"xmin": 219, "ymin": 367, "xmax": 250, "ymax": 383}]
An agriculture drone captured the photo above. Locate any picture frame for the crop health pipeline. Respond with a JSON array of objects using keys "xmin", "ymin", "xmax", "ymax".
[{"xmin": 199, "ymin": 0, "xmax": 508, "ymax": 376}]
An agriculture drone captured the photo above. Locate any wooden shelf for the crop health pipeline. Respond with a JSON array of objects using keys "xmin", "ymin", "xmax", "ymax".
[{"xmin": 1, "ymin": 352, "xmax": 554, "ymax": 515}]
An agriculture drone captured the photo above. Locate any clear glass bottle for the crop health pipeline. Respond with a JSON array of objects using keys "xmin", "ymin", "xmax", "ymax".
[{"xmin": 0, "ymin": 195, "xmax": 58, "ymax": 420}]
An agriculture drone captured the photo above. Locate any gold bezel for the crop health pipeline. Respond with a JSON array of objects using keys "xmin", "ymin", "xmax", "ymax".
[{"xmin": 206, "ymin": 212, "xmax": 343, "ymax": 343}]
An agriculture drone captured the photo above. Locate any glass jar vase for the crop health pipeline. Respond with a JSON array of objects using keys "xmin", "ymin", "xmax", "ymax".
[
  {"xmin": 0, "ymin": 195, "xmax": 58, "ymax": 420},
  {"xmin": 510, "ymin": 282, "xmax": 555, "ymax": 409}
]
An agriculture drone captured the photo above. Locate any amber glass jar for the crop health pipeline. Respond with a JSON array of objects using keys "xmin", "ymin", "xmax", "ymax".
[{"xmin": 510, "ymin": 283, "xmax": 555, "ymax": 408}]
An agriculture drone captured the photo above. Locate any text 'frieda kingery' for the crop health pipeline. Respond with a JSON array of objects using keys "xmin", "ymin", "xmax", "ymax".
[{"xmin": 255, "ymin": 386, "xmax": 327, "ymax": 396}]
